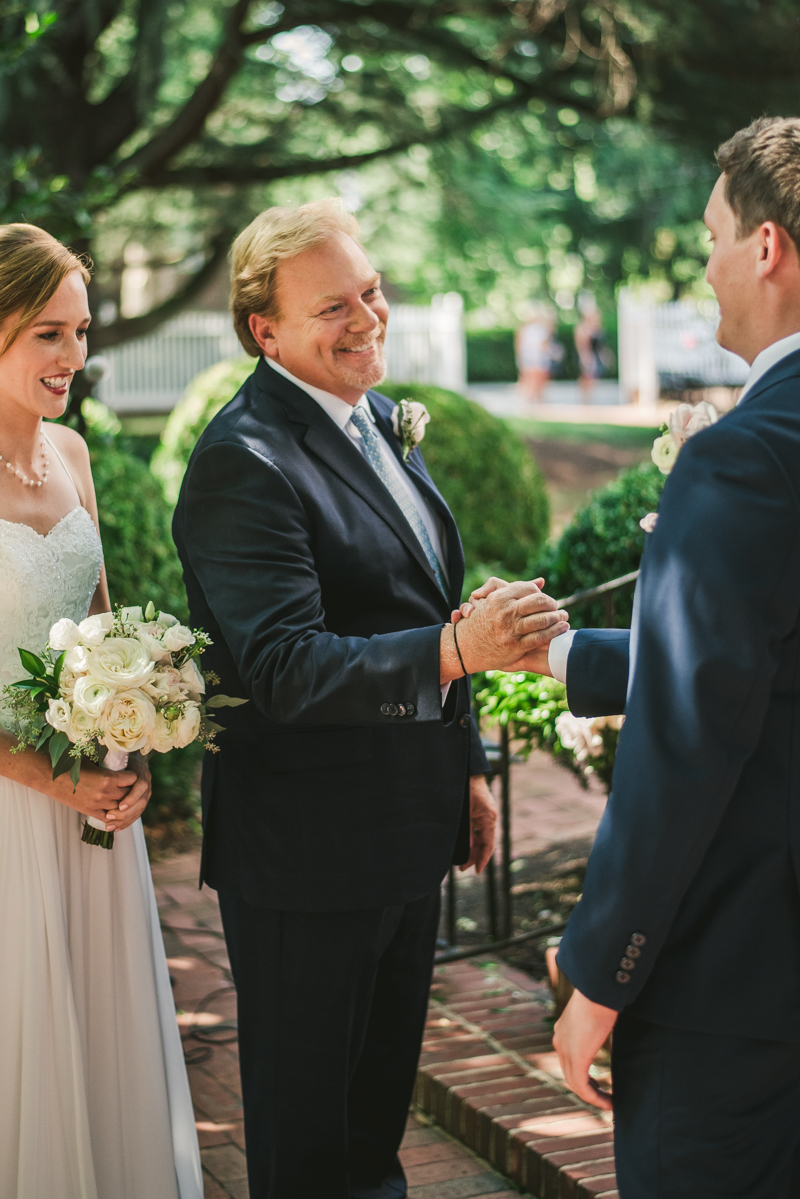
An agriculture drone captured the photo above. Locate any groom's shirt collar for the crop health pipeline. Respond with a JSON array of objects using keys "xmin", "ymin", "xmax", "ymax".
[
  {"xmin": 265, "ymin": 357, "xmax": 373, "ymax": 430},
  {"xmin": 738, "ymin": 330, "xmax": 800, "ymax": 404}
]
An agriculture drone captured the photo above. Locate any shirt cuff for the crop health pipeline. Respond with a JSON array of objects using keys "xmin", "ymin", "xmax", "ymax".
[
  {"xmin": 548, "ymin": 629, "xmax": 576, "ymax": 684},
  {"xmin": 441, "ymin": 682, "xmax": 451, "ymax": 707}
]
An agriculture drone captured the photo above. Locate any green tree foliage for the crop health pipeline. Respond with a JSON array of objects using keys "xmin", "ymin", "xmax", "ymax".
[
  {"xmin": 536, "ymin": 461, "xmax": 665, "ymax": 627},
  {"xmin": 152, "ymin": 364, "xmax": 549, "ymax": 583}
]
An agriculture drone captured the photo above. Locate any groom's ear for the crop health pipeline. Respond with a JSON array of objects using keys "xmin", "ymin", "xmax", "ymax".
[{"xmin": 248, "ymin": 313, "xmax": 279, "ymax": 357}]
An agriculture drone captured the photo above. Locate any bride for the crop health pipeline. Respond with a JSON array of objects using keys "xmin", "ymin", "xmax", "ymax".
[{"xmin": 0, "ymin": 224, "xmax": 202, "ymax": 1199}]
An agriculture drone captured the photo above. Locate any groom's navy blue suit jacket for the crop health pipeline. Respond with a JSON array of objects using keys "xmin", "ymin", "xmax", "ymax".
[
  {"xmin": 172, "ymin": 358, "xmax": 488, "ymax": 911},
  {"xmin": 558, "ymin": 350, "xmax": 800, "ymax": 1041}
]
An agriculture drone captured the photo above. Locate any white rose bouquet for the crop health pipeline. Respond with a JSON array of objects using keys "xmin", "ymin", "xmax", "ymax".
[{"xmin": 3, "ymin": 602, "xmax": 246, "ymax": 849}]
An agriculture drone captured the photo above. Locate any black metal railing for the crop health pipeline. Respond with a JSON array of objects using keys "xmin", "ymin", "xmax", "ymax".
[{"xmin": 435, "ymin": 568, "xmax": 640, "ymax": 965}]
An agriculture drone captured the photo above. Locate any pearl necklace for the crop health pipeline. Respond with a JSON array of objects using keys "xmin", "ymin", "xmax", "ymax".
[{"xmin": 0, "ymin": 434, "xmax": 50, "ymax": 487}]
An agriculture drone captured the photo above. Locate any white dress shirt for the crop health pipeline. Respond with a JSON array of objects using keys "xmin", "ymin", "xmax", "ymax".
[
  {"xmin": 548, "ymin": 329, "xmax": 800, "ymax": 686},
  {"xmin": 265, "ymin": 358, "xmax": 453, "ymax": 703}
]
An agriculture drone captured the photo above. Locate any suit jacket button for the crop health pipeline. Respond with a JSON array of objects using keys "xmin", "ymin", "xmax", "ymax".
[
  {"xmin": 380, "ymin": 703, "xmax": 390, "ymax": 716},
  {"xmin": 620, "ymin": 957, "xmax": 635, "ymax": 971},
  {"xmin": 406, "ymin": 703, "xmax": 416, "ymax": 716},
  {"xmin": 626, "ymin": 945, "xmax": 641, "ymax": 959},
  {"xmin": 616, "ymin": 971, "xmax": 631, "ymax": 984},
  {"xmin": 459, "ymin": 713, "xmax": 471, "ymax": 728},
  {"xmin": 631, "ymin": 932, "xmax": 647, "ymax": 947},
  {"xmin": 397, "ymin": 703, "xmax": 407, "ymax": 716},
  {"xmin": 387, "ymin": 703, "xmax": 399, "ymax": 716}
]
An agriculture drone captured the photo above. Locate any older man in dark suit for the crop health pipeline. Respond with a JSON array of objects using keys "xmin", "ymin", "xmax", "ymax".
[{"xmin": 172, "ymin": 198, "xmax": 565, "ymax": 1199}]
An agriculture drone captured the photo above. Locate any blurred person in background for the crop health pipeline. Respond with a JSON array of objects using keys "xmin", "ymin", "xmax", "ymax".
[
  {"xmin": 574, "ymin": 294, "xmax": 612, "ymax": 401},
  {"xmin": 516, "ymin": 302, "xmax": 557, "ymax": 402}
]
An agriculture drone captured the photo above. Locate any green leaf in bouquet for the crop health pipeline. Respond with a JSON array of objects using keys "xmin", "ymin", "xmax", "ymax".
[
  {"xmin": 202, "ymin": 718, "xmax": 225, "ymax": 733},
  {"xmin": 205, "ymin": 695, "xmax": 248, "ymax": 709},
  {"xmin": 49, "ymin": 730, "xmax": 70, "ymax": 770},
  {"xmin": 19, "ymin": 649, "xmax": 46, "ymax": 679},
  {"xmin": 35, "ymin": 725, "xmax": 54, "ymax": 751},
  {"xmin": 53, "ymin": 650, "xmax": 66, "ymax": 688},
  {"xmin": 69, "ymin": 756, "xmax": 81, "ymax": 789},
  {"xmin": 13, "ymin": 678, "xmax": 46, "ymax": 691},
  {"xmin": 52, "ymin": 746, "xmax": 73, "ymax": 781}
]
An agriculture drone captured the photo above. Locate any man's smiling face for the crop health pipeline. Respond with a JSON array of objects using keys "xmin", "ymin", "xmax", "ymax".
[{"xmin": 249, "ymin": 231, "xmax": 390, "ymax": 404}]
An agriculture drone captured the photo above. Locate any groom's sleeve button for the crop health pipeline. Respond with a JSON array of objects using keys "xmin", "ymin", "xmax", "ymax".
[
  {"xmin": 397, "ymin": 704, "xmax": 407, "ymax": 716},
  {"xmin": 387, "ymin": 703, "xmax": 399, "ymax": 716},
  {"xmin": 380, "ymin": 703, "xmax": 391, "ymax": 716},
  {"xmin": 406, "ymin": 703, "xmax": 416, "ymax": 716},
  {"xmin": 615, "ymin": 971, "xmax": 631, "ymax": 984},
  {"xmin": 631, "ymin": 932, "xmax": 647, "ymax": 947}
]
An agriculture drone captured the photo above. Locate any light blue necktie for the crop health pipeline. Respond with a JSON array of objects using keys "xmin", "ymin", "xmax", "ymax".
[{"xmin": 349, "ymin": 405, "xmax": 447, "ymax": 597}]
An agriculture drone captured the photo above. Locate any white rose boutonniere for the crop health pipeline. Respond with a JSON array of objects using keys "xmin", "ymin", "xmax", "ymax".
[
  {"xmin": 391, "ymin": 399, "xmax": 430, "ymax": 462},
  {"xmin": 651, "ymin": 400, "xmax": 719, "ymax": 476}
]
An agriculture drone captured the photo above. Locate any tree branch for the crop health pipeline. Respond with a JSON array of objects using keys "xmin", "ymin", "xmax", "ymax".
[
  {"xmin": 140, "ymin": 95, "xmax": 524, "ymax": 188},
  {"xmin": 89, "ymin": 231, "xmax": 232, "ymax": 349}
]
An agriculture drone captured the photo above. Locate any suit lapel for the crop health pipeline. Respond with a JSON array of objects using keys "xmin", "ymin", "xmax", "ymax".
[
  {"xmin": 369, "ymin": 395, "xmax": 465, "ymax": 607},
  {"xmin": 260, "ymin": 362, "xmax": 448, "ymax": 607}
]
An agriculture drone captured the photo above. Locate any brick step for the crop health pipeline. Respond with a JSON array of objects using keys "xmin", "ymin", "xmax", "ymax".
[{"xmin": 416, "ymin": 959, "xmax": 617, "ymax": 1199}]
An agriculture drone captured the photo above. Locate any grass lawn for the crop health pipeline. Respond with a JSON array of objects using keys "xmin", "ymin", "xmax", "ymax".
[{"xmin": 505, "ymin": 418, "xmax": 660, "ymax": 448}]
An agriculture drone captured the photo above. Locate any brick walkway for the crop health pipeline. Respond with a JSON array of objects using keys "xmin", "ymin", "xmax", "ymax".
[{"xmin": 153, "ymin": 851, "xmax": 536, "ymax": 1198}]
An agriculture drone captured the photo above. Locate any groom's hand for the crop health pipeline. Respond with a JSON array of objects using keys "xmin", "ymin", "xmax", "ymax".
[
  {"xmin": 552, "ymin": 987, "xmax": 617, "ymax": 1111},
  {"xmin": 446, "ymin": 576, "xmax": 565, "ymax": 678},
  {"xmin": 441, "ymin": 580, "xmax": 568, "ymax": 681}
]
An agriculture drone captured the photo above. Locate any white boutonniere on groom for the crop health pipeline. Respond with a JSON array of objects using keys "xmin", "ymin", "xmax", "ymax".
[
  {"xmin": 641, "ymin": 400, "xmax": 720, "ymax": 532},
  {"xmin": 391, "ymin": 399, "xmax": 430, "ymax": 461}
]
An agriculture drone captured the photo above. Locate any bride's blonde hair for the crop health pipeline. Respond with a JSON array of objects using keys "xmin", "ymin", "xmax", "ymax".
[{"xmin": 0, "ymin": 224, "xmax": 91, "ymax": 356}]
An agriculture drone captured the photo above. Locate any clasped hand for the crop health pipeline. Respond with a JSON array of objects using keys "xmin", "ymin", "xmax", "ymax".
[{"xmin": 442, "ymin": 575, "xmax": 568, "ymax": 679}]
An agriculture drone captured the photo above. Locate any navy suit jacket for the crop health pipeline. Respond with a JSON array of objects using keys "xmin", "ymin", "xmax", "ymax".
[
  {"xmin": 558, "ymin": 350, "xmax": 800, "ymax": 1041},
  {"xmin": 172, "ymin": 358, "xmax": 488, "ymax": 911}
]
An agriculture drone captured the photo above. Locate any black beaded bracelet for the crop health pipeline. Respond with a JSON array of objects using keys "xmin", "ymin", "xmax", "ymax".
[{"xmin": 452, "ymin": 621, "xmax": 468, "ymax": 677}]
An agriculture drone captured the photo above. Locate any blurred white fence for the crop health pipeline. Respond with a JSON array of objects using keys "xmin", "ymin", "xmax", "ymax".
[
  {"xmin": 97, "ymin": 295, "xmax": 466, "ymax": 414},
  {"xmin": 618, "ymin": 290, "xmax": 748, "ymax": 407}
]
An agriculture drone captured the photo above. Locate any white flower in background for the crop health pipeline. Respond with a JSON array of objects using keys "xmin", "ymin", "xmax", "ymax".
[
  {"xmin": 49, "ymin": 618, "xmax": 82, "ymax": 651},
  {"xmin": 556, "ymin": 712, "xmax": 604, "ymax": 762},
  {"xmin": 46, "ymin": 696, "xmax": 71, "ymax": 733},
  {"xmin": 87, "ymin": 638, "xmax": 154, "ymax": 690},
  {"xmin": 161, "ymin": 624, "xmax": 195, "ymax": 653},
  {"xmin": 77, "ymin": 613, "xmax": 113, "ymax": 645},
  {"xmin": 179, "ymin": 658, "xmax": 206, "ymax": 697},
  {"xmin": 652, "ymin": 400, "xmax": 719, "ymax": 476},
  {"xmin": 99, "ymin": 689, "xmax": 157, "ymax": 753},
  {"xmin": 173, "ymin": 702, "xmax": 201, "ymax": 747},
  {"xmin": 72, "ymin": 676, "xmax": 115, "ymax": 719},
  {"xmin": 391, "ymin": 400, "xmax": 430, "ymax": 461}
]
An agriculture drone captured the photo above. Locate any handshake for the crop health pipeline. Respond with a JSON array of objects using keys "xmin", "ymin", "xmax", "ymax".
[{"xmin": 439, "ymin": 576, "xmax": 568, "ymax": 684}]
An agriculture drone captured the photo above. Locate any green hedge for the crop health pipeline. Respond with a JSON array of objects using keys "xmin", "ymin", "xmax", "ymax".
[
  {"xmin": 466, "ymin": 329, "xmax": 517, "ymax": 383},
  {"xmin": 535, "ymin": 461, "xmax": 665, "ymax": 628},
  {"xmin": 153, "ymin": 366, "xmax": 550, "ymax": 589}
]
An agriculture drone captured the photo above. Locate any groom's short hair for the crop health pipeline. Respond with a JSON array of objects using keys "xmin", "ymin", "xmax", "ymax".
[
  {"xmin": 230, "ymin": 199, "xmax": 361, "ymax": 356},
  {"xmin": 717, "ymin": 117, "xmax": 800, "ymax": 251}
]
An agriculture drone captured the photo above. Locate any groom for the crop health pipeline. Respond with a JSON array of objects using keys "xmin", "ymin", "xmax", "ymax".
[
  {"xmin": 172, "ymin": 198, "xmax": 567, "ymax": 1199},
  {"xmin": 467, "ymin": 117, "xmax": 800, "ymax": 1196}
]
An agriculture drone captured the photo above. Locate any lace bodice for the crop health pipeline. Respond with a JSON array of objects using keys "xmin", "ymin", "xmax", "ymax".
[{"xmin": 0, "ymin": 507, "xmax": 103, "ymax": 720}]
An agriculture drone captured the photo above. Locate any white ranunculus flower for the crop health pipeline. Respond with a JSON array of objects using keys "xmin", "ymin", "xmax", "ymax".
[
  {"xmin": 99, "ymin": 689, "xmax": 157, "ymax": 753},
  {"xmin": 161, "ymin": 624, "xmax": 195, "ymax": 653},
  {"xmin": 72, "ymin": 675, "xmax": 116, "ymax": 718},
  {"xmin": 143, "ymin": 667, "xmax": 185, "ymax": 703},
  {"xmin": 77, "ymin": 612, "xmax": 113, "ymax": 646},
  {"xmin": 49, "ymin": 618, "xmax": 82, "ymax": 651},
  {"xmin": 179, "ymin": 658, "xmax": 206, "ymax": 697},
  {"xmin": 120, "ymin": 605, "xmax": 144, "ymax": 623},
  {"xmin": 651, "ymin": 433, "xmax": 679, "ymax": 475},
  {"xmin": 46, "ymin": 696, "xmax": 72, "ymax": 733},
  {"xmin": 156, "ymin": 610, "xmax": 179, "ymax": 629},
  {"xmin": 173, "ymin": 701, "xmax": 201, "ymax": 748},
  {"xmin": 149, "ymin": 711, "xmax": 177, "ymax": 754},
  {"xmin": 59, "ymin": 669, "xmax": 78, "ymax": 702},
  {"xmin": 63, "ymin": 644, "xmax": 90, "ymax": 675},
  {"xmin": 69, "ymin": 703, "xmax": 98, "ymax": 742},
  {"xmin": 87, "ymin": 638, "xmax": 154, "ymax": 690},
  {"xmin": 135, "ymin": 623, "xmax": 171, "ymax": 663}
]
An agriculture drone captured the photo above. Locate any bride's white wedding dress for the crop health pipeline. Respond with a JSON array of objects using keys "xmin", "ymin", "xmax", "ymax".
[{"xmin": 0, "ymin": 499, "xmax": 203, "ymax": 1198}]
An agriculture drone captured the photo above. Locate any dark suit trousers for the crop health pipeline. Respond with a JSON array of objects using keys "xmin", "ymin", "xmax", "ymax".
[
  {"xmin": 217, "ymin": 887, "xmax": 440, "ymax": 1199},
  {"xmin": 612, "ymin": 1012, "xmax": 800, "ymax": 1198}
]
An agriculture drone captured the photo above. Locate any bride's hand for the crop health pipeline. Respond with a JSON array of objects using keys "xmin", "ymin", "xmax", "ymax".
[
  {"xmin": 43, "ymin": 758, "xmax": 141, "ymax": 823},
  {"xmin": 103, "ymin": 752, "xmax": 152, "ymax": 833}
]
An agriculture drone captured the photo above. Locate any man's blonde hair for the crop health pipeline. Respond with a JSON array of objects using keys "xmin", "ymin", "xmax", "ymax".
[
  {"xmin": 230, "ymin": 198, "xmax": 361, "ymax": 357},
  {"xmin": 716, "ymin": 117, "xmax": 800, "ymax": 251}
]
